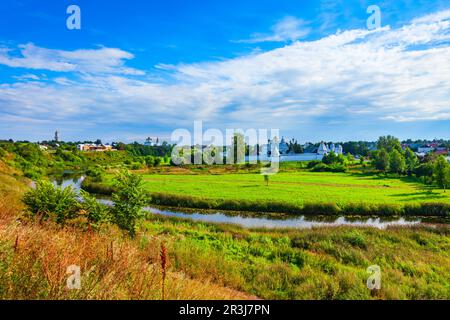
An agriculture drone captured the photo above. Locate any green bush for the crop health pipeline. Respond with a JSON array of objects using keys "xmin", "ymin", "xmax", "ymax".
[
  {"xmin": 111, "ymin": 171, "xmax": 147, "ymax": 236},
  {"xmin": 79, "ymin": 190, "xmax": 110, "ymax": 226},
  {"xmin": 85, "ymin": 166, "xmax": 105, "ymax": 182},
  {"xmin": 306, "ymin": 160, "xmax": 322, "ymax": 169},
  {"xmin": 311, "ymin": 163, "xmax": 346, "ymax": 173},
  {"xmin": 23, "ymin": 180, "xmax": 79, "ymax": 223}
]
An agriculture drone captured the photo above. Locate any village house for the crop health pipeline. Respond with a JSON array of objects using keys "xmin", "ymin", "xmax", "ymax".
[{"xmin": 77, "ymin": 144, "xmax": 114, "ymax": 152}]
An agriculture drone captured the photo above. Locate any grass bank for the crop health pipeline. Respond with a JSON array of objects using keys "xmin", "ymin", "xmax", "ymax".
[{"xmin": 142, "ymin": 215, "xmax": 450, "ymax": 299}]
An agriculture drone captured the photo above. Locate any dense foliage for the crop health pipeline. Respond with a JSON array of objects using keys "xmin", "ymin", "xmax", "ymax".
[{"xmin": 23, "ymin": 171, "xmax": 147, "ymax": 233}]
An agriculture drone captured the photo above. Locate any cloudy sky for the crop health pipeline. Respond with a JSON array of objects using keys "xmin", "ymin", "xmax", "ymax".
[{"xmin": 1, "ymin": 0, "xmax": 450, "ymax": 143}]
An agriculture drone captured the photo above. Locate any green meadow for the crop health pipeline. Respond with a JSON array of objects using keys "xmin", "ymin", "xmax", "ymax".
[{"xmin": 131, "ymin": 171, "xmax": 450, "ymax": 206}]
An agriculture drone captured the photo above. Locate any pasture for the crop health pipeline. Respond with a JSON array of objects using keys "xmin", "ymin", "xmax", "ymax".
[{"xmin": 135, "ymin": 171, "xmax": 450, "ymax": 206}]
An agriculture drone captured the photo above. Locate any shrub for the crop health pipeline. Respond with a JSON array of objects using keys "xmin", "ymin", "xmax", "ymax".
[
  {"xmin": 310, "ymin": 163, "xmax": 330, "ymax": 172},
  {"xmin": 85, "ymin": 166, "xmax": 105, "ymax": 182},
  {"xmin": 111, "ymin": 171, "xmax": 147, "ymax": 236},
  {"xmin": 306, "ymin": 160, "xmax": 322, "ymax": 169},
  {"xmin": 131, "ymin": 162, "xmax": 143, "ymax": 170},
  {"xmin": 311, "ymin": 163, "xmax": 346, "ymax": 173},
  {"xmin": 154, "ymin": 157, "xmax": 162, "ymax": 167},
  {"xmin": 79, "ymin": 190, "xmax": 110, "ymax": 226},
  {"xmin": 23, "ymin": 180, "xmax": 79, "ymax": 223}
]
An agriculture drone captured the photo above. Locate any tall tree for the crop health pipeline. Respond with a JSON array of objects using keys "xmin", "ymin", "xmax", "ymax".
[
  {"xmin": 374, "ymin": 149, "xmax": 389, "ymax": 173},
  {"xmin": 288, "ymin": 139, "xmax": 304, "ymax": 154},
  {"xmin": 389, "ymin": 149, "xmax": 406, "ymax": 174},
  {"xmin": 377, "ymin": 135, "xmax": 402, "ymax": 153},
  {"xmin": 404, "ymin": 148, "xmax": 418, "ymax": 175},
  {"xmin": 434, "ymin": 156, "xmax": 449, "ymax": 192},
  {"xmin": 229, "ymin": 133, "xmax": 246, "ymax": 164}
]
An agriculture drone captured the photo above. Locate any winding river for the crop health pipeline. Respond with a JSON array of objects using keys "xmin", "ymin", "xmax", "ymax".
[{"xmin": 52, "ymin": 174, "xmax": 428, "ymax": 230}]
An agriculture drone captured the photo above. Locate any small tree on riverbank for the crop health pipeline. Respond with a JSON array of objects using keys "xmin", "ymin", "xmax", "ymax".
[
  {"xmin": 111, "ymin": 170, "xmax": 147, "ymax": 236},
  {"xmin": 434, "ymin": 156, "xmax": 449, "ymax": 192},
  {"xmin": 263, "ymin": 174, "xmax": 269, "ymax": 186}
]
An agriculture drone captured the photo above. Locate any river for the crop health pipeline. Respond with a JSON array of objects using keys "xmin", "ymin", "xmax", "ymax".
[{"xmin": 52, "ymin": 175, "xmax": 429, "ymax": 230}]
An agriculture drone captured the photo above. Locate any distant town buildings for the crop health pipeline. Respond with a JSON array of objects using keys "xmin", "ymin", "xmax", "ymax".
[
  {"xmin": 77, "ymin": 144, "xmax": 114, "ymax": 152},
  {"xmin": 144, "ymin": 137, "xmax": 162, "ymax": 147},
  {"xmin": 402, "ymin": 142, "xmax": 449, "ymax": 158},
  {"xmin": 249, "ymin": 139, "xmax": 344, "ymax": 162}
]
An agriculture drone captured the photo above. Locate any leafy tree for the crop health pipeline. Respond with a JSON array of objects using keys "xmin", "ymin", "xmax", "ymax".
[
  {"xmin": 229, "ymin": 133, "xmax": 246, "ymax": 164},
  {"xmin": 389, "ymin": 149, "xmax": 406, "ymax": 174},
  {"xmin": 414, "ymin": 162, "xmax": 434, "ymax": 184},
  {"xmin": 288, "ymin": 139, "xmax": 304, "ymax": 154},
  {"xmin": 433, "ymin": 156, "xmax": 449, "ymax": 192},
  {"xmin": 342, "ymin": 141, "xmax": 370, "ymax": 156},
  {"xmin": 346, "ymin": 153, "xmax": 355, "ymax": 163},
  {"xmin": 404, "ymin": 148, "xmax": 418, "ymax": 175},
  {"xmin": 374, "ymin": 149, "xmax": 389, "ymax": 173},
  {"xmin": 111, "ymin": 171, "xmax": 147, "ymax": 236},
  {"xmin": 145, "ymin": 155, "xmax": 155, "ymax": 167},
  {"xmin": 322, "ymin": 151, "xmax": 345, "ymax": 165},
  {"xmin": 23, "ymin": 180, "xmax": 79, "ymax": 223},
  {"xmin": 263, "ymin": 174, "xmax": 269, "ymax": 186},
  {"xmin": 154, "ymin": 157, "xmax": 162, "ymax": 167},
  {"xmin": 377, "ymin": 135, "xmax": 402, "ymax": 153}
]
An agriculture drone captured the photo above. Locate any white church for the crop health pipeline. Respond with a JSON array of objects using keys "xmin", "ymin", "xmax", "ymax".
[{"xmin": 248, "ymin": 137, "xmax": 343, "ymax": 162}]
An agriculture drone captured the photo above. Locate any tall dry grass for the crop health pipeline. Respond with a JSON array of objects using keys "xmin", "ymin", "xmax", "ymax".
[
  {"xmin": 0, "ymin": 212, "xmax": 255, "ymax": 300},
  {"xmin": 0, "ymin": 174, "xmax": 255, "ymax": 300}
]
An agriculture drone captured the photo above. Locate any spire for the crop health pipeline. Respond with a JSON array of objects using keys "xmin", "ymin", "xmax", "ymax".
[{"xmin": 54, "ymin": 130, "xmax": 59, "ymax": 142}]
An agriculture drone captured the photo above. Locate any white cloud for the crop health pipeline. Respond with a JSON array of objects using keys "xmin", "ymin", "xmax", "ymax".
[
  {"xmin": 1, "ymin": 10, "xmax": 450, "ymax": 140},
  {"xmin": 13, "ymin": 73, "xmax": 41, "ymax": 81},
  {"xmin": 0, "ymin": 43, "xmax": 144, "ymax": 75},
  {"xmin": 236, "ymin": 16, "xmax": 311, "ymax": 43}
]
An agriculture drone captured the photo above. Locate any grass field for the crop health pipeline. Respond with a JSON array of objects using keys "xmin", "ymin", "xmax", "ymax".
[{"xmin": 130, "ymin": 171, "xmax": 450, "ymax": 206}]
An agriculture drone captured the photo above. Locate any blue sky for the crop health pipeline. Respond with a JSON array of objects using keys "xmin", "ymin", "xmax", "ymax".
[{"xmin": 1, "ymin": 0, "xmax": 450, "ymax": 143}]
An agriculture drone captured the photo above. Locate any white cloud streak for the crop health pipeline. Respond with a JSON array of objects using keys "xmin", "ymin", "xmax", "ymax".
[{"xmin": 236, "ymin": 16, "xmax": 311, "ymax": 43}]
